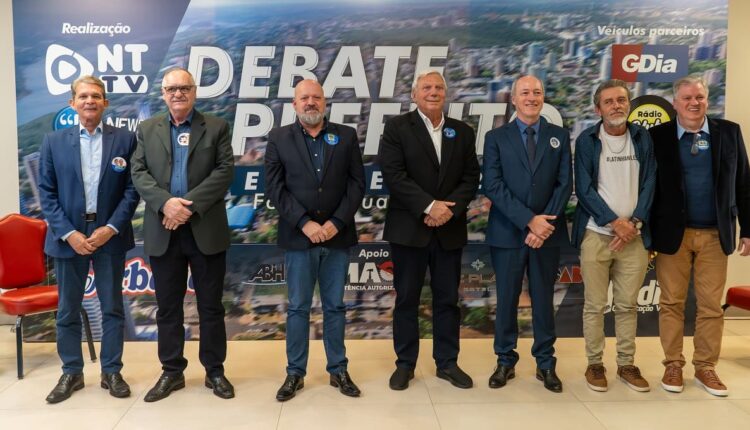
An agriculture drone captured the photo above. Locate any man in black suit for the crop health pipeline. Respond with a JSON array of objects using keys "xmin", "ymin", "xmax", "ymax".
[
  {"xmin": 379, "ymin": 70, "xmax": 480, "ymax": 390},
  {"xmin": 265, "ymin": 79, "xmax": 365, "ymax": 401},
  {"xmin": 650, "ymin": 75, "xmax": 750, "ymax": 397}
]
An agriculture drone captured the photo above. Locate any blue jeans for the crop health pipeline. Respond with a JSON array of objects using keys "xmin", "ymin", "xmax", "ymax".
[
  {"xmin": 285, "ymin": 247, "xmax": 349, "ymax": 376},
  {"xmin": 55, "ymin": 249, "xmax": 126, "ymax": 375}
]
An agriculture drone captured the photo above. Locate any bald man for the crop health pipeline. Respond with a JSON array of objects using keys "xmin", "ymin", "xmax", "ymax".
[
  {"xmin": 265, "ymin": 79, "xmax": 365, "ymax": 401},
  {"xmin": 482, "ymin": 75, "xmax": 572, "ymax": 393}
]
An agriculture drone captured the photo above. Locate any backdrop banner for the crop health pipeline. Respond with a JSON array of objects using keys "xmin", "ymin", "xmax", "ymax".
[{"xmin": 14, "ymin": 0, "xmax": 727, "ymax": 341}]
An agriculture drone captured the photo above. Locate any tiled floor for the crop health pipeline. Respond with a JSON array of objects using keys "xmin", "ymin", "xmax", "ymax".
[{"xmin": 0, "ymin": 321, "xmax": 749, "ymax": 429}]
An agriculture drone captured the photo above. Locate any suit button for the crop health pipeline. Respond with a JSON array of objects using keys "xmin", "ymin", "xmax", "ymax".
[
  {"xmin": 318, "ymin": 188, "xmax": 323, "ymax": 192},
  {"xmin": 316, "ymin": 210, "xmax": 322, "ymax": 215}
]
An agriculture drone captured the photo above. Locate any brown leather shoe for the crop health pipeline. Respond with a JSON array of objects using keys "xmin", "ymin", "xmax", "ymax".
[
  {"xmin": 585, "ymin": 364, "xmax": 607, "ymax": 392},
  {"xmin": 617, "ymin": 365, "xmax": 650, "ymax": 392},
  {"xmin": 695, "ymin": 369, "xmax": 728, "ymax": 397},
  {"xmin": 661, "ymin": 365, "xmax": 683, "ymax": 393}
]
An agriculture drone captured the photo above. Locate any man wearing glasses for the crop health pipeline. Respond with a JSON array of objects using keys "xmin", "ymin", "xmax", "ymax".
[
  {"xmin": 131, "ymin": 67, "xmax": 235, "ymax": 402},
  {"xmin": 649, "ymin": 75, "xmax": 750, "ymax": 397}
]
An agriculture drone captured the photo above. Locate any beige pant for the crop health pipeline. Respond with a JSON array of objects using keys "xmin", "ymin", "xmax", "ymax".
[
  {"xmin": 581, "ymin": 230, "xmax": 649, "ymax": 366},
  {"xmin": 656, "ymin": 228, "xmax": 727, "ymax": 370}
]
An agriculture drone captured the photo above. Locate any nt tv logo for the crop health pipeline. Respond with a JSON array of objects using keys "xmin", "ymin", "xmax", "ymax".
[{"xmin": 45, "ymin": 43, "xmax": 149, "ymax": 96}]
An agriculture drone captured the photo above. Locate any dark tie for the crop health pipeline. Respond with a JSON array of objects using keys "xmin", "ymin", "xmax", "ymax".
[{"xmin": 526, "ymin": 127, "xmax": 536, "ymax": 163}]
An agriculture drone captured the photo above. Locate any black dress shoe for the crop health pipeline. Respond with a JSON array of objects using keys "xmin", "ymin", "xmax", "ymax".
[
  {"xmin": 536, "ymin": 368, "xmax": 563, "ymax": 393},
  {"xmin": 330, "ymin": 370, "xmax": 361, "ymax": 397},
  {"xmin": 101, "ymin": 372, "xmax": 131, "ymax": 398},
  {"xmin": 437, "ymin": 365, "xmax": 473, "ymax": 389},
  {"xmin": 205, "ymin": 375, "xmax": 235, "ymax": 399},
  {"xmin": 276, "ymin": 375, "xmax": 304, "ymax": 401},
  {"xmin": 489, "ymin": 365, "xmax": 515, "ymax": 388},
  {"xmin": 144, "ymin": 373, "xmax": 185, "ymax": 402},
  {"xmin": 46, "ymin": 373, "xmax": 84, "ymax": 404},
  {"xmin": 389, "ymin": 367, "xmax": 414, "ymax": 391}
]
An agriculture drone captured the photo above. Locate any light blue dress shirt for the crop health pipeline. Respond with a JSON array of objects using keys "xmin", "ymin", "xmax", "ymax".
[{"xmin": 62, "ymin": 123, "xmax": 118, "ymax": 241}]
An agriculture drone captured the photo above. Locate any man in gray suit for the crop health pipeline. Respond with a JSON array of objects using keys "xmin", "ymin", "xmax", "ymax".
[{"xmin": 131, "ymin": 67, "xmax": 235, "ymax": 402}]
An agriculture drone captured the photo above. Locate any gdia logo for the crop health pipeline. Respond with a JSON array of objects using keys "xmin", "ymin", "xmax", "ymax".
[
  {"xmin": 611, "ymin": 45, "xmax": 688, "ymax": 83},
  {"xmin": 45, "ymin": 43, "xmax": 149, "ymax": 95},
  {"xmin": 53, "ymin": 106, "xmax": 79, "ymax": 130}
]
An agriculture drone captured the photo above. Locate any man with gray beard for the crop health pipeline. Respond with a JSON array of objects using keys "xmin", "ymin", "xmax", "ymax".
[
  {"xmin": 572, "ymin": 79, "xmax": 656, "ymax": 393},
  {"xmin": 265, "ymin": 79, "xmax": 365, "ymax": 401}
]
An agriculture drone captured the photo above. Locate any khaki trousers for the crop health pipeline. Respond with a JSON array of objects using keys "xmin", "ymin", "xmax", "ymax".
[
  {"xmin": 581, "ymin": 230, "xmax": 649, "ymax": 366},
  {"xmin": 656, "ymin": 228, "xmax": 727, "ymax": 370}
]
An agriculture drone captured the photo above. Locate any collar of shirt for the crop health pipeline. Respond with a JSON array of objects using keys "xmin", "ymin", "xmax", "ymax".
[
  {"xmin": 515, "ymin": 117, "xmax": 540, "ymax": 137},
  {"xmin": 169, "ymin": 109, "xmax": 194, "ymax": 127},
  {"xmin": 299, "ymin": 117, "xmax": 329, "ymax": 138},
  {"xmin": 676, "ymin": 116, "xmax": 710, "ymax": 139},
  {"xmin": 79, "ymin": 122, "xmax": 103, "ymax": 137},
  {"xmin": 417, "ymin": 108, "xmax": 444, "ymax": 132}
]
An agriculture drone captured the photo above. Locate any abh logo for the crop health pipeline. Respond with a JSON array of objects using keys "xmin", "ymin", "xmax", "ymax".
[
  {"xmin": 45, "ymin": 43, "xmax": 149, "ymax": 96},
  {"xmin": 611, "ymin": 45, "xmax": 688, "ymax": 83}
]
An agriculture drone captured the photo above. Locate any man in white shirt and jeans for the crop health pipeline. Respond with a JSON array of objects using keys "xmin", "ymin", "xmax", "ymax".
[{"xmin": 571, "ymin": 79, "xmax": 656, "ymax": 392}]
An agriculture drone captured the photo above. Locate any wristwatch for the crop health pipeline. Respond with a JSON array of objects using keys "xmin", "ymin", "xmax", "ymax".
[{"xmin": 630, "ymin": 217, "xmax": 643, "ymax": 230}]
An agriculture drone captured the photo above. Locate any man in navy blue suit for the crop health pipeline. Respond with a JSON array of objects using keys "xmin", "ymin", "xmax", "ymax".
[
  {"xmin": 482, "ymin": 75, "xmax": 572, "ymax": 392},
  {"xmin": 39, "ymin": 75, "xmax": 139, "ymax": 403}
]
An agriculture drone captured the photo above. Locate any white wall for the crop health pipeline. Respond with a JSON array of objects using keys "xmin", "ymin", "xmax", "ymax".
[{"xmin": 0, "ymin": 0, "xmax": 19, "ymax": 216}]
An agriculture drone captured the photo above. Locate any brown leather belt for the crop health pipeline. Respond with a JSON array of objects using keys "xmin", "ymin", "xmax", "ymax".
[{"xmin": 84, "ymin": 213, "xmax": 97, "ymax": 222}]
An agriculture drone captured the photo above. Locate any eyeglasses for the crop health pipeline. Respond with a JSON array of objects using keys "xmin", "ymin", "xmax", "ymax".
[
  {"xmin": 163, "ymin": 85, "xmax": 195, "ymax": 95},
  {"xmin": 690, "ymin": 132, "xmax": 709, "ymax": 156}
]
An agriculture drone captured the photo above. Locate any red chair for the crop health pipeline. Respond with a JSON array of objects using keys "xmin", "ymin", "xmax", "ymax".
[
  {"xmin": 723, "ymin": 286, "xmax": 750, "ymax": 312},
  {"xmin": 0, "ymin": 213, "xmax": 96, "ymax": 379}
]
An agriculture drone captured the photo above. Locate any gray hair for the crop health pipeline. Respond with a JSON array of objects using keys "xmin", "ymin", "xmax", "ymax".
[
  {"xmin": 511, "ymin": 75, "xmax": 545, "ymax": 96},
  {"xmin": 673, "ymin": 75, "xmax": 709, "ymax": 98},
  {"xmin": 162, "ymin": 67, "xmax": 196, "ymax": 86},
  {"xmin": 411, "ymin": 69, "xmax": 448, "ymax": 94},
  {"xmin": 593, "ymin": 79, "xmax": 631, "ymax": 107},
  {"xmin": 71, "ymin": 75, "xmax": 106, "ymax": 99}
]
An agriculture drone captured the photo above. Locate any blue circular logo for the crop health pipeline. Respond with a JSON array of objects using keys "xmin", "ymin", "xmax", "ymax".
[
  {"xmin": 443, "ymin": 127, "xmax": 456, "ymax": 139},
  {"xmin": 53, "ymin": 106, "xmax": 79, "ymax": 130},
  {"xmin": 324, "ymin": 133, "xmax": 339, "ymax": 145}
]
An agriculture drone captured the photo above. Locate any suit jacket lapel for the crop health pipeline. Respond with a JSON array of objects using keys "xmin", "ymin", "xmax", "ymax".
[
  {"xmin": 187, "ymin": 111, "xmax": 207, "ymax": 159},
  {"xmin": 67, "ymin": 128, "xmax": 84, "ymax": 190},
  {"xmin": 409, "ymin": 110, "xmax": 440, "ymax": 169},
  {"xmin": 320, "ymin": 123, "xmax": 338, "ymax": 183},
  {"xmin": 708, "ymin": 118, "xmax": 722, "ymax": 187},
  {"xmin": 532, "ymin": 118, "xmax": 551, "ymax": 173},
  {"xmin": 99, "ymin": 125, "xmax": 114, "ymax": 183},
  {"xmin": 507, "ymin": 121, "xmax": 532, "ymax": 173},
  {"xmin": 437, "ymin": 122, "xmax": 455, "ymax": 187},
  {"xmin": 291, "ymin": 122, "xmax": 319, "ymax": 180},
  {"xmin": 156, "ymin": 116, "xmax": 171, "ymax": 158}
]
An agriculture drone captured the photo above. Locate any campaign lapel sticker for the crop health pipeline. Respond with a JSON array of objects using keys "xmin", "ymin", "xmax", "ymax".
[
  {"xmin": 696, "ymin": 138, "xmax": 709, "ymax": 151},
  {"xmin": 443, "ymin": 127, "xmax": 456, "ymax": 139},
  {"xmin": 550, "ymin": 137, "xmax": 561, "ymax": 149},
  {"xmin": 111, "ymin": 157, "xmax": 127, "ymax": 172},
  {"xmin": 177, "ymin": 132, "xmax": 190, "ymax": 146},
  {"xmin": 324, "ymin": 133, "xmax": 339, "ymax": 145}
]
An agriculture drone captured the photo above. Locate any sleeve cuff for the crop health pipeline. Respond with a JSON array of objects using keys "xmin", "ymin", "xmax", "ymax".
[
  {"xmin": 297, "ymin": 215, "xmax": 312, "ymax": 230},
  {"xmin": 424, "ymin": 200, "xmax": 435, "ymax": 214},
  {"xmin": 330, "ymin": 217, "xmax": 345, "ymax": 231},
  {"xmin": 61, "ymin": 230, "xmax": 76, "ymax": 242},
  {"xmin": 106, "ymin": 223, "xmax": 119, "ymax": 234}
]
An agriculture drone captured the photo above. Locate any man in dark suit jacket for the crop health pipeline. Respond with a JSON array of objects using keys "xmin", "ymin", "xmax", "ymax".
[
  {"xmin": 131, "ymin": 68, "xmax": 235, "ymax": 402},
  {"xmin": 265, "ymin": 79, "xmax": 365, "ymax": 401},
  {"xmin": 39, "ymin": 75, "xmax": 139, "ymax": 403},
  {"xmin": 482, "ymin": 75, "xmax": 572, "ymax": 393},
  {"xmin": 649, "ymin": 75, "xmax": 750, "ymax": 397},
  {"xmin": 379, "ymin": 70, "xmax": 480, "ymax": 390}
]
